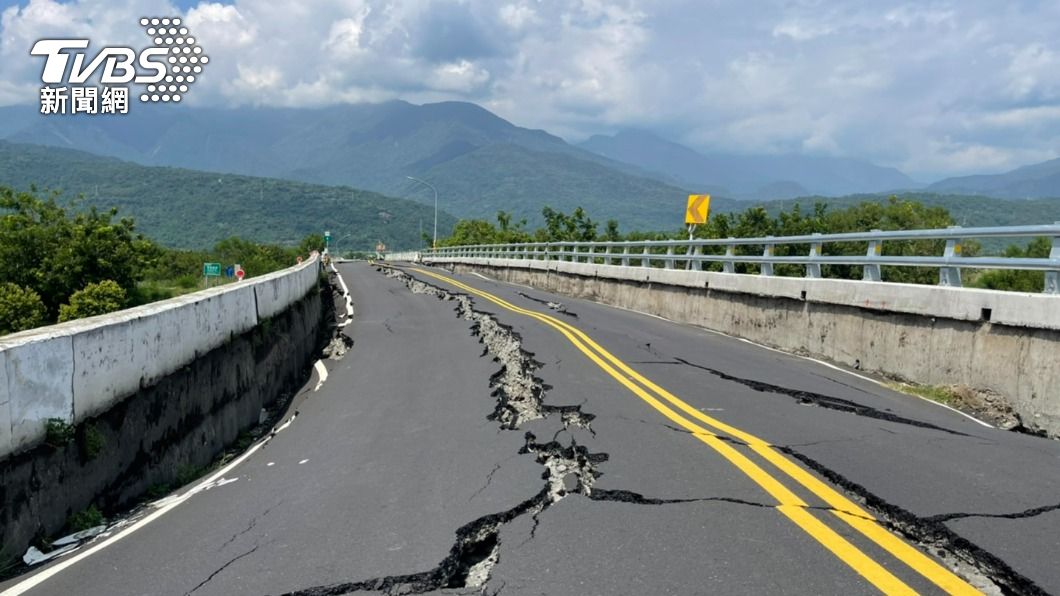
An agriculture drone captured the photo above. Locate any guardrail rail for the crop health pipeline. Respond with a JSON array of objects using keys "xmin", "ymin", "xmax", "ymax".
[{"xmin": 410, "ymin": 224, "xmax": 1060, "ymax": 294}]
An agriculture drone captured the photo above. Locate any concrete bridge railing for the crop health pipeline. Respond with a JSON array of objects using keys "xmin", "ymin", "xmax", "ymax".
[{"xmin": 0, "ymin": 253, "xmax": 321, "ymax": 459}]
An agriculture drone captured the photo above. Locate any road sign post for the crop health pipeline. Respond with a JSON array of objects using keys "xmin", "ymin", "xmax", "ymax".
[
  {"xmin": 324, "ymin": 230, "xmax": 332, "ymax": 250},
  {"xmin": 203, "ymin": 262, "xmax": 221, "ymax": 287},
  {"xmin": 235, "ymin": 264, "xmax": 245, "ymax": 281}
]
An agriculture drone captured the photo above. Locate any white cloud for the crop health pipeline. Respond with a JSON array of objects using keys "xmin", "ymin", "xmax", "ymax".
[
  {"xmin": 186, "ymin": 3, "xmax": 257, "ymax": 48},
  {"xmin": 1, "ymin": 0, "xmax": 1060, "ymax": 176},
  {"xmin": 325, "ymin": 14, "xmax": 369, "ymax": 57},
  {"xmin": 772, "ymin": 21, "xmax": 833, "ymax": 41},
  {"xmin": 1005, "ymin": 43, "xmax": 1060, "ymax": 100},
  {"xmin": 499, "ymin": 3, "xmax": 537, "ymax": 30}
]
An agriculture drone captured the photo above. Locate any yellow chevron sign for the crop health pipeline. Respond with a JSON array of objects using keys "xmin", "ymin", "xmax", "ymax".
[{"xmin": 685, "ymin": 194, "xmax": 711, "ymax": 224}]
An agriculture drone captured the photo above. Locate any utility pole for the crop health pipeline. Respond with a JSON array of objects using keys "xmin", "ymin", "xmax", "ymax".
[{"xmin": 406, "ymin": 176, "xmax": 439, "ymax": 249}]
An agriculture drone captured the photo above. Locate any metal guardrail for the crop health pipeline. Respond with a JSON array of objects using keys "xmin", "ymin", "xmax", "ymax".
[{"xmin": 416, "ymin": 224, "xmax": 1060, "ymax": 294}]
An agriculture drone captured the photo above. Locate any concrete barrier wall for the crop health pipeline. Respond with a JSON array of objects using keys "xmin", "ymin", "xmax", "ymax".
[
  {"xmin": 0, "ymin": 254, "xmax": 320, "ymax": 458},
  {"xmin": 429, "ymin": 257, "xmax": 1060, "ymax": 435}
]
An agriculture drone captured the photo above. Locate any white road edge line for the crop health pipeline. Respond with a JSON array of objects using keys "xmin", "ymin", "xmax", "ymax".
[
  {"xmin": 1, "ymin": 414, "xmax": 299, "ymax": 596},
  {"xmin": 440, "ymin": 267, "xmax": 995, "ymax": 429},
  {"xmin": 330, "ymin": 263, "xmax": 354, "ymax": 327},
  {"xmin": 313, "ymin": 360, "xmax": 329, "ymax": 392}
]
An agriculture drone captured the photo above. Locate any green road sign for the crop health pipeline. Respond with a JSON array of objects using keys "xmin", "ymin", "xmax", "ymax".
[{"xmin": 203, "ymin": 262, "xmax": 222, "ymax": 277}]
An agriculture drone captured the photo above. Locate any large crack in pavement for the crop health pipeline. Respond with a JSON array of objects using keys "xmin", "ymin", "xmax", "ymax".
[
  {"xmin": 516, "ymin": 291, "xmax": 578, "ymax": 318},
  {"xmin": 925, "ymin": 502, "xmax": 1060, "ymax": 524},
  {"xmin": 779, "ymin": 446, "xmax": 1046, "ymax": 595},
  {"xmin": 669, "ymin": 357, "xmax": 970, "ymax": 436},
  {"xmin": 280, "ymin": 266, "xmax": 607, "ymax": 595}
]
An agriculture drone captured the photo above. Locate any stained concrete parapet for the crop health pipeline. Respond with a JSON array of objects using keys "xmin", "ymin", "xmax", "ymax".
[
  {"xmin": 0, "ymin": 254, "xmax": 320, "ymax": 458},
  {"xmin": 433, "ymin": 257, "xmax": 1060, "ymax": 331}
]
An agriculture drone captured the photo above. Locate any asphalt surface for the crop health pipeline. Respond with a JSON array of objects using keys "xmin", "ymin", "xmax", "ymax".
[{"xmin": 4, "ymin": 260, "xmax": 1059, "ymax": 595}]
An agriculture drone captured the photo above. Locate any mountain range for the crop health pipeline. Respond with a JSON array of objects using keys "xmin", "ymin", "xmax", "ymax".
[
  {"xmin": 926, "ymin": 157, "xmax": 1060, "ymax": 199},
  {"xmin": 0, "ymin": 100, "xmax": 948, "ymax": 229},
  {"xmin": 579, "ymin": 129, "xmax": 918, "ymax": 199},
  {"xmin": 1, "ymin": 99, "xmax": 1059, "ymax": 236},
  {"xmin": 0, "ymin": 101, "xmax": 709, "ymax": 229}
]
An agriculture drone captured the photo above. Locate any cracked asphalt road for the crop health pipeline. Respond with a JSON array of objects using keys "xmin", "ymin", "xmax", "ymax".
[{"xmin": 5, "ymin": 261, "xmax": 1060, "ymax": 595}]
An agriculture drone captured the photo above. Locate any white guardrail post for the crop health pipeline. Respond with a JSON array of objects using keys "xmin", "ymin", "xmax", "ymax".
[
  {"xmin": 807, "ymin": 233, "xmax": 823, "ymax": 279},
  {"xmin": 723, "ymin": 239, "xmax": 736, "ymax": 274},
  {"xmin": 1047, "ymin": 224, "xmax": 1060, "ymax": 294},
  {"xmin": 761, "ymin": 237, "xmax": 775, "ymax": 276},
  {"xmin": 864, "ymin": 229, "xmax": 883, "ymax": 282}
]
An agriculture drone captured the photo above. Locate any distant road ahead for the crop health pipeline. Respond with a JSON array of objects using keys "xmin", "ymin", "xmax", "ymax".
[{"xmin": 5, "ymin": 261, "xmax": 1059, "ymax": 595}]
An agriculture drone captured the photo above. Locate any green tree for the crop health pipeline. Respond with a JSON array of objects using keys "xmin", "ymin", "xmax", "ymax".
[
  {"xmin": 440, "ymin": 219, "xmax": 501, "ymax": 247},
  {"xmin": 211, "ymin": 237, "xmax": 297, "ymax": 278},
  {"xmin": 299, "ymin": 233, "xmax": 326, "ymax": 255},
  {"xmin": 973, "ymin": 237, "xmax": 1051, "ymax": 292},
  {"xmin": 0, "ymin": 283, "xmax": 47, "ymax": 335},
  {"xmin": 537, "ymin": 206, "xmax": 598, "ymax": 242},
  {"xmin": 58, "ymin": 280, "xmax": 127, "ymax": 322},
  {"xmin": 496, "ymin": 211, "xmax": 532, "ymax": 243},
  {"xmin": 0, "ymin": 187, "xmax": 148, "ymax": 318}
]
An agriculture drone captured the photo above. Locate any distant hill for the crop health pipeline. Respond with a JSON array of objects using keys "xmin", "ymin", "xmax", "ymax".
[
  {"xmin": 927, "ymin": 157, "xmax": 1060, "ymax": 198},
  {"xmin": 0, "ymin": 141, "xmax": 454, "ymax": 250},
  {"xmin": 578, "ymin": 129, "xmax": 918, "ymax": 199},
  {"xmin": 0, "ymin": 101, "xmax": 712, "ymax": 229}
]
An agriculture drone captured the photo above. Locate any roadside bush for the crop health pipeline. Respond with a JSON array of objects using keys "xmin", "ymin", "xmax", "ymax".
[
  {"xmin": 0, "ymin": 282, "xmax": 47, "ymax": 335},
  {"xmin": 972, "ymin": 237, "xmax": 1050, "ymax": 292},
  {"xmin": 58, "ymin": 280, "xmax": 127, "ymax": 322}
]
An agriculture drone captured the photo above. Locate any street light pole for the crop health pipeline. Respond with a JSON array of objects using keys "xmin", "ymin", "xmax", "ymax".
[{"xmin": 406, "ymin": 176, "xmax": 438, "ymax": 249}]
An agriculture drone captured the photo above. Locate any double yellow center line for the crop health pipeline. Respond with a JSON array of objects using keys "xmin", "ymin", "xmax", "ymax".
[{"xmin": 405, "ymin": 265, "xmax": 978, "ymax": 595}]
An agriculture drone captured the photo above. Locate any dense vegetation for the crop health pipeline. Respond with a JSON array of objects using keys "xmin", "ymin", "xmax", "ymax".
[
  {"xmin": 0, "ymin": 187, "xmax": 321, "ymax": 335},
  {"xmin": 0, "ymin": 141, "xmax": 455, "ymax": 250},
  {"xmin": 752, "ymin": 193, "xmax": 1060, "ymax": 251},
  {"xmin": 438, "ymin": 197, "xmax": 1052, "ymax": 291}
]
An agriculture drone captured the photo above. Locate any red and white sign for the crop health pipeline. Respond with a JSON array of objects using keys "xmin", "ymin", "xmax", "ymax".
[{"xmin": 235, "ymin": 264, "xmax": 245, "ymax": 280}]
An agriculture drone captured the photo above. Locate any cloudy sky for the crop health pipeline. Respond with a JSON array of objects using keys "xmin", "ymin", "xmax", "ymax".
[{"xmin": 1, "ymin": 0, "xmax": 1059, "ymax": 180}]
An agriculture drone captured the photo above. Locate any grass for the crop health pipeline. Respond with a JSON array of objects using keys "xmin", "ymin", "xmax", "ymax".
[
  {"xmin": 887, "ymin": 382, "xmax": 960, "ymax": 406},
  {"xmin": 66, "ymin": 505, "xmax": 104, "ymax": 533},
  {"xmin": 175, "ymin": 464, "xmax": 206, "ymax": 487},
  {"xmin": 82, "ymin": 423, "xmax": 105, "ymax": 459},
  {"xmin": 44, "ymin": 418, "xmax": 75, "ymax": 447}
]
